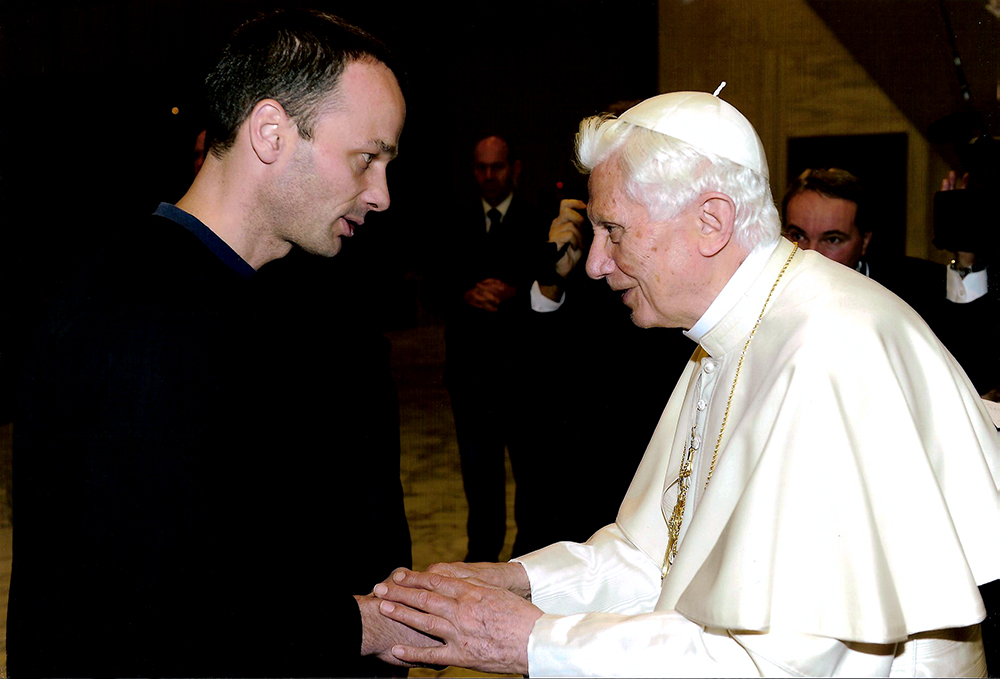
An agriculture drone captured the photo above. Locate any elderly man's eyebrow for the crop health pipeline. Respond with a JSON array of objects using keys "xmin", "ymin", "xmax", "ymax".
[{"xmin": 595, "ymin": 217, "xmax": 624, "ymax": 230}]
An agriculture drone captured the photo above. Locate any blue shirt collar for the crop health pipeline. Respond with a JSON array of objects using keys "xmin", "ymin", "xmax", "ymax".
[{"xmin": 153, "ymin": 203, "xmax": 256, "ymax": 279}]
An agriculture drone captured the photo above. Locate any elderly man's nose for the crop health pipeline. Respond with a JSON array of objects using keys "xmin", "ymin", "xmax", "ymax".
[{"xmin": 586, "ymin": 240, "xmax": 615, "ymax": 279}]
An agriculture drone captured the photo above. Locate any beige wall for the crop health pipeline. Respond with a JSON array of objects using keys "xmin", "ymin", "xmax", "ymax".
[{"xmin": 657, "ymin": 0, "xmax": 951, "ymax": 261}]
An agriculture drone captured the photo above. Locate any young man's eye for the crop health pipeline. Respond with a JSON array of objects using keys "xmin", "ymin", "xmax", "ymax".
[{"xmin": 362, "ymin": 153, "xmax": 374, "ymax": 165}]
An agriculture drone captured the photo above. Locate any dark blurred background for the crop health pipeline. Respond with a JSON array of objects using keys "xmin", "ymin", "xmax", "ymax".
[
  {"xmin": 0, "ymin": 0, "xmax": 659, "ymax": 422},
  {"xmin": 4, "ymin": 0, "xmax": 1000, "ymax": 423}
]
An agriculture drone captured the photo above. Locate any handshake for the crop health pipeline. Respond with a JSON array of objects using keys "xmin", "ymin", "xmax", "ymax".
[{"xmin": 356, "ymin": 560, "xmax": 540, "ymax": 675}]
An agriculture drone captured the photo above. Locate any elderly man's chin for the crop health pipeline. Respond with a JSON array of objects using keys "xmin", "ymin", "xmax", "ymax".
[
  {"xmin": 629, "ymin": 313, "xmax": 663, "ymax": 329},
  {"xmin": 626, "ymin": 301, "xmax": 659, "ymax": 329},
  {"xmin": 626, "ymin": 298, "xmax": 677, "ymax": 329}
]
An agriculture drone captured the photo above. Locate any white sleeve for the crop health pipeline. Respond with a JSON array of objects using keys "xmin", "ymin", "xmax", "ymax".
[
  {"xmin": 527, "ymin": 612, "xmax": 901, "ymax": 677},
  {"xmin": 529, "ymin": 280, "xmax": 565, "ymax": 312},
  {"xmin": 515, "ymin": 528, "xmax": 902, "ymax": 677},
  {"xmin": 512, "ymin": 523, "xmax": 662, "ymax": 616},
  {"xmin": 528, "ymin": 611, "xmax": 758, "ymax": 677},
  {"xmin": 946, "ymin": 267, "xmax": 988, "ymax": 303}
]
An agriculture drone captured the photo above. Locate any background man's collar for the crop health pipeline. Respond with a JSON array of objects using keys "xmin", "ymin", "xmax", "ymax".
[{"xmin": 482, "ymin": 192, "xmax": 514, "ymax": 219}]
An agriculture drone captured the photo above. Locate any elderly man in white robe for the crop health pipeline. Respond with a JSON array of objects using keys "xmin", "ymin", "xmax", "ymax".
[{"xmin": 373, "ymin": 89, "xmax": 1000, "ymax": 677}]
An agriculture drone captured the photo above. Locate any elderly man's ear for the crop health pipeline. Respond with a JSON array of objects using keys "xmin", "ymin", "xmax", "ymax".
[{"xmin": 696, "ymin": 192, "xmax": 736, "ymax": 257}]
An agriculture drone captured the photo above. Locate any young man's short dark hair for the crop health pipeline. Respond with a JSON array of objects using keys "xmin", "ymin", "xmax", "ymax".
[{"xmin": 205, "ymin": 8, "xmax": 397, "ymax": 157}]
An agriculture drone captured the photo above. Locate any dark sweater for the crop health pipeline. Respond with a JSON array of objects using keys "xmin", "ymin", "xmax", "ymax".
[{"xmin": 9, "ymin": 209, "xmax": 410, "ymax": 676}]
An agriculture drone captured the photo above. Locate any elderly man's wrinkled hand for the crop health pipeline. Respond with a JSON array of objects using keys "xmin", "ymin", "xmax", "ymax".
[
  {"xmin": 372, "ymin": 568, "xmax": 542, "ymax": 676},
  {"xmin": 425, "ymin": 560, "xmax": 531, "ymax": 599}
]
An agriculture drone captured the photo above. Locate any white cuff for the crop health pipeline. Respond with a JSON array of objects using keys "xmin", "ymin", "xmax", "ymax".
[
  {"xmin": 530, "ymin": 280, "xmax": 566, "ymax": 312},
  {"xmin": 946, "ymin": 267, "xmax": 988, "ymax": 304}
]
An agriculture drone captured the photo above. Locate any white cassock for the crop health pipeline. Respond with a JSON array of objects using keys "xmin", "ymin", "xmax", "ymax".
[{"xmin": 514, "ymin": 237, "xmax": 1000, "ymax": 677}]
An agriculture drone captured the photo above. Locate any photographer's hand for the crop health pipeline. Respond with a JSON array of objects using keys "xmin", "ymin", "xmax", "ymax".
[
  {"xmin": 941, "ymin": 171, "xmax": 978, "ymax": 269},
  {"xmin": 539, "ymin": 199, "xmax": 587, "ymax": 301},
  {"xmin": 941, "ymin": 171, "xmax": 969, "ymax": 192}
]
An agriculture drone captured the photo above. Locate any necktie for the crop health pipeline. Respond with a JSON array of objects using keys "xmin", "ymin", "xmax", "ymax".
[{"xmin": 487, "ymin": 208, "xmax": 502, "ymax": 233}]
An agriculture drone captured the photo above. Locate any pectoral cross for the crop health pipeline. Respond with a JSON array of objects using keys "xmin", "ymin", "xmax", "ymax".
[{"xmin": 662, "ymin": 425, "xmax": 699, "ymax": 579}]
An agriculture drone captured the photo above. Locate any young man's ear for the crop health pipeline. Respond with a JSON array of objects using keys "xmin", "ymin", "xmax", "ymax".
[
  {"xmin": 696, "ymin": 192, "xmax": 737, "ymax": 257},
  {"xmin": 248, "ymin": 99, "xmax": 294, "ymax": 165}
]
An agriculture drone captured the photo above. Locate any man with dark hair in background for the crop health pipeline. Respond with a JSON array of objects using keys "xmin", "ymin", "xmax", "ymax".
[
  {"xmin": 781, "ymin": 168, "xmax": 872, "ymax": 268},
  {"xmin": 781, "ymin": 167, "xmax": 997, "ymax": 395},
  {"xmin": 9, "ymin": 9, "xmax": 434, "ymax": 676}
]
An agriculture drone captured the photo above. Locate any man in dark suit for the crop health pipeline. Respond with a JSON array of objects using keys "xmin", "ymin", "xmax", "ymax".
[
  {"xmin": 503, "ymin": 198, "xmax": 693, "ymax": 558},
  {"xmin": 427, "ymin": 134, "xmax": 549, "ymax": 562},
  {"xmin": 781, "ymin": 167, "xmax": 998, "ymax": 395},
  {"xmin": 9, "ymin": 9, "xmax": 431, "ymax": 676}
]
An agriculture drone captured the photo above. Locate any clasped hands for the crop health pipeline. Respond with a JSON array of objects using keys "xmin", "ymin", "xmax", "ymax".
[
  {"xmin": 464, "ymin": 278, "xmax": 517, "ymax": 312},
  {"xmin": 371, "ymin": 560, "xmax": 542, "ymax": 675}
]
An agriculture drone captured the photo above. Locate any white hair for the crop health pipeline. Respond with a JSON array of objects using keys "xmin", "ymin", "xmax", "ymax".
[{"xmin": 576, "ymin": 114, "xmax": 781, "ymax": 250}]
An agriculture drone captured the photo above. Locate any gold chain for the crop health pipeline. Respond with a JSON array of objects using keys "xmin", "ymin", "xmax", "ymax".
[
  {"xmin": 663, "ymin": 426, "xmax": 698, "ymax": 576},
  {"xmin": 662, "ymin": 243, "xmax": 797, "ymax": 578}
]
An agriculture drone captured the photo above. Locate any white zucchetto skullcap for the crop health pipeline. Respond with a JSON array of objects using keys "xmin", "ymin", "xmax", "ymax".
[{"xmin": 619, "ymin": 89, "xmax": 769, "ymax": 179}]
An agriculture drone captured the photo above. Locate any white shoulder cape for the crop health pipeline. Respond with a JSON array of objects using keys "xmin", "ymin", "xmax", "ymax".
[{"xmin": 613, "ymin": 240, "xmax": 1000, "ymax": 643}]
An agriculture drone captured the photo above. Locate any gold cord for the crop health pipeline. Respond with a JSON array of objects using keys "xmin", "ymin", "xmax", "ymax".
[
  {"xmin": 705, "ymin": 244, "xmax": 797, "ymax": 487},
  {"xmin": 663, "ymin": 243, "xmax": 798, "ymax": 577}
]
